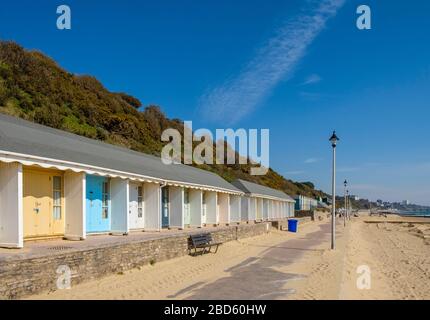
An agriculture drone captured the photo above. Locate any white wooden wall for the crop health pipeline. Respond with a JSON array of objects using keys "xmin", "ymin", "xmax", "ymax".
[
  {"xmin": 190, "ymin": 189, "xmax": 202, "ymax": 227},
  {"xmin": 229, "ymin": 195, "xmax": 241, "ymax": 222},
  {"xmin": 218, "ymin": 193, "xmax": 230, "ymax": 224},
  {"xmin": 256, "ymin": 198, "xmax": 263, "ymax": 220},
  {"xmin": 240, "ymin": 196, "xmax": 249, "ymax": 222},
  {"xmin": 289, "ymin": 202, "xmax": 295, "ymax": 217},
  {"xmin": 248, "ymin": 197, "xmax": 257, "ymax": 221},
  {"xmin": 0, "ymin": 162, "xmax": 23, "ymax": 248},
  {"xmin": 64, "ymin": 171, "xmax": 86, "ymax": 240},
  {"xmin": 144, "ymin": 183, "xmax": 161, "ymax": 231},
  {"xmin": 205, "ymin": 191, "xmax": 218, "ymax": 225},
  {"xmin": 110, "ymin": 178, "xmax": 129, "ymax": 234},
  {"xmin": 169, "ymin": 186, "xmax": 184, "ymax": 229},
  {"xmin": 263, "ymin": 199, "xmax": 269, "ymax": 220}
]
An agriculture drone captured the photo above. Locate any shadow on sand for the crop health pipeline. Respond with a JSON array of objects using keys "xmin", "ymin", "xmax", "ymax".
[{"xmin": 170, "ymin": 222, "xmax": 332, "ymax": 300}]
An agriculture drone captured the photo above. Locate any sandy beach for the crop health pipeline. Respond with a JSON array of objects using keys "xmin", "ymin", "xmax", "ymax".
[{"xmin": 29, "ymin": 214, "xmax": 430, "ymax": 300}]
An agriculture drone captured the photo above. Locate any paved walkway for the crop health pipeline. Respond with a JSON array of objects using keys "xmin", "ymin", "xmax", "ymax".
[{"xmin": 177, "ymin": 222, "xmax": 332, "ymax": 299}]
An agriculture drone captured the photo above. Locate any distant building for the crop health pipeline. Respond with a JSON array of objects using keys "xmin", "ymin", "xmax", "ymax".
[
  {"xmin": 349, "ymin": 195, "xmax": 360, "ymax": 201},
  {"xmin": 402, "ymin": 200, "xmax": 410, "ymax": 205},
  {"xmin": 376, "ymin": 199, "xmax": 383, "ymax": 207},
  {"xmin": 295, "ymin": 195, "xmax": 318, "ymax": 211}
]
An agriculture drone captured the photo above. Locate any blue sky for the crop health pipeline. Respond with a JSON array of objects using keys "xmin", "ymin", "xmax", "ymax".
[{"xmin": 1, "ymin": 0, "xmax": 429, "ymax": 204}]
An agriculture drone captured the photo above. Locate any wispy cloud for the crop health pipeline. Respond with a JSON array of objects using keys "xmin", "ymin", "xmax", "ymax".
[
  {"xmin": 304, "ymin": 157, "xmax": 321, "ymax": 164},
  {"xmin": 199, "ymin": 0, "xmax": 345, "ymax": 124},
  {"xmin": 302, "ymin": 73, "xmax": 322, "ymax": 85}
]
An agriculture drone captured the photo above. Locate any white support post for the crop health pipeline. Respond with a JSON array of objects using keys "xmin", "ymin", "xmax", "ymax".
[
  {"xmin": 230, "ymin": 195, "xmax": 241, "ymax": 223},
  {"xmin": 169, "ymin": 186, "xmax": 184, "ymax": 229},
  {"xmin": 64, "ymin": 171, "xmax": 86, "ymax": 240},
  {"xmin": 249, "ymin": 197, "xmax": 256, "ymax": 221},
  {"xmin": 190, "ymin": 189, "xmax": 203, "ymax": 227},
  {"xmin": 110, "ymin": 178, "xmax": 129, "ymax": 235},
  {"xmin": 205, "ymin": 191, "xmax": 218, "ymax": 225},
  {"xmin": 218, "ymin": 193, "xmax": 230, "ymax": 224},
  {"xmin": 0, "ymin": 162, "xmax": 23, "ymax": 248},
  {"xmin": 240, "ymin": 196, "xmax": 249, "ymax": 222},
  {"xmin": 144, "ymin": 183, "xmax": 161, "ymax": 231}
]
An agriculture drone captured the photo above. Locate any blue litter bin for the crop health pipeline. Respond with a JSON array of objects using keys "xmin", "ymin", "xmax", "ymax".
[{"xmin": 288, "ymin": 219, "xmax": 298, "ymax": 233}]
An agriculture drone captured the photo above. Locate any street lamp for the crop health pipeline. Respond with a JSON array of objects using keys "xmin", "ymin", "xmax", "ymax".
[
  {"xmin": 344, "ymin": 179, "xmax": 348, "ymax": 227},
  {"xmin": 346, "ymin": 189, "xmax": 350, "ymax": 220},
  {"xmin": 329, "ymin": 131, "xmax": 339, "ymax": 250}
]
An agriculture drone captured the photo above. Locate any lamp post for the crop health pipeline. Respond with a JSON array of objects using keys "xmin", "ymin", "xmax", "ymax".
[
  {"xmin": 344, "ymin": 180, "xmax": 348, "ymax": 227},
  {"xmin": 346, "ymin": 189, "xmax": 350, "ymax": 220},
  {"xmin": 329, "ymin": 131, "xmax": 339, "ymax": 250}
]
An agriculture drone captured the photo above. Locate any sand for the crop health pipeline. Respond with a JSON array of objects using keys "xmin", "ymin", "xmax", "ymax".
[{"xmin": 28, "ymin": 215, "xmax": 430, "ymax": 300}]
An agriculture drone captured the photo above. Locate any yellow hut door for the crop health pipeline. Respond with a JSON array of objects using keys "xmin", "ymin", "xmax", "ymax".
[{"xmin": 23, "ymin": 169, "xmax": 65, "ymax": 238}]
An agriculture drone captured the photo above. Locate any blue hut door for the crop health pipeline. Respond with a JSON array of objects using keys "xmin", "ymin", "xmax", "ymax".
[
  {"xmin": 86, "ymin": 175, "xmax": 111, "ymax": 233},
  {"xmin": 161, "ymin": 187, "xmax": 169, "ymax": 228}
]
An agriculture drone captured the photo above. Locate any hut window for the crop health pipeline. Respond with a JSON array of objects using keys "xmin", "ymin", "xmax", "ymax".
[
  {"xmin": 102, "ymin": 181, "xmax": 110, "ymax": 219},
  {"xmin": 53, "ymin": 176, "xmax": 62, "ymax": 220},
  {"xmin": 137, "ymin": 186, "xmax": 143, "ymax": 218}
]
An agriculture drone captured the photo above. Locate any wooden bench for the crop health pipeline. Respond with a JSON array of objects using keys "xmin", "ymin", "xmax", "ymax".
[{"xmin": 188, "ymin": 233, "xmax": 222, "ymax": 256}]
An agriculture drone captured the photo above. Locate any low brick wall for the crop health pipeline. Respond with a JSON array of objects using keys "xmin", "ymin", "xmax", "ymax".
[{"xmin": 0, "ymin": 222, "xmax": 270, "ymax": 300}]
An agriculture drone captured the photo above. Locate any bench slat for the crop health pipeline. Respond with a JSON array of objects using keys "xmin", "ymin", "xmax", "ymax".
[{"xmin": 189, "ymin": 233, "xmax": 222, "ymax": 255}]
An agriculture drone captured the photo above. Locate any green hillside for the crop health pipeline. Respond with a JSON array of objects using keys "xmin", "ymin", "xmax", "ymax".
[{"xmin": 0, "ymin": 40, "xmax": 326, "ymax": 199}]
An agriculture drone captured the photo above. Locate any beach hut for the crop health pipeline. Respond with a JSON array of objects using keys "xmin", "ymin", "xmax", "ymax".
[
  {"xmin": 129, "ymin": 182, "xmax": 145, "ymax": 230},
  {"xmin": 231, "ymin": 179, "xmax": 296, "ymax": 222},
  {"xmin": 86, "ymin": 175, "xmax": 129, "ymax": 235},
  {"xmin": 86, "ymin": 175, "xmax": 110, "ymax": 233},
  {"xmin": 229, "ymin": 194, "xmax": 241, "ymax": 224},
  {"xmin": 240, "ymin": 196, "xmax": 249, "ymax": 222},
  {"xmin": 183, "ymin": 188, "xmax": 191, "ymax": 227},
  {"xmin": 161, "ymin": 186, "xmax": 170, "ymax": 228},
  {"xmin": 204, "ymin": 191, "xmax": 218, "ymax": 226},
  {"xmin": 0, "ymin": 113, "xmax": 242, "ymax": 248},
  {"xmin": 23, "ymin": 166, "xmax": 65, "ymax": 239},
  {"xmin": 295, "ymin": 195, "xmax": 318, "ymax": 211},
  {"xmin": 262, "ymin": 199, "xmax": 269, "ymax": 221},
  {"xmin": 218, "ymin": 193, "xmax": 230, "ymax": 225}
]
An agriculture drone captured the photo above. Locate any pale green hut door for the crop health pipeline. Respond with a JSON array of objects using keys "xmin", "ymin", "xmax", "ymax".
[{"xmin": 184, "ymin": 189, "xmax": 191, "ymax": 226}]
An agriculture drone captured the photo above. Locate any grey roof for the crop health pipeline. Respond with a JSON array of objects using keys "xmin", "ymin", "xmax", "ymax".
[
  {"xmin": 0, "ymin": 113, "xmax": 242, "ymax": 193},
  {"xmin": 231, "ymin": 179, "xmax": 294, "ymax": 202}
]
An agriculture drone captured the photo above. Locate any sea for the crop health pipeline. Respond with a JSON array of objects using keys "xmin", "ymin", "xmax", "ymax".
[{"xmin": 399, "ymin": 209, "xmax": 430, "ymax": 217}]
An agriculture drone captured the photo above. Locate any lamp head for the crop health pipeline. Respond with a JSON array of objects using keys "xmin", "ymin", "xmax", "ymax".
[{"xmin": 329, "ymin": 130, "xmax": 339, "ymax": 147}]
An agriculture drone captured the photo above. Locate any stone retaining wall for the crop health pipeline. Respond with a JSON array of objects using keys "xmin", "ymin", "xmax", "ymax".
[
  {"xmin": 0, "ymin": 222, "xmax": 270, "ymax": 299},
  {"xmin": 271, "ymin": 217, "xmax": 312, "ymax": 231},
  {"xmin": 295, "ymin": 210, "xmax": 330, "ymax": 221}
]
